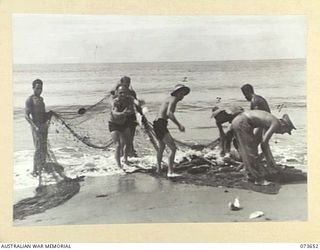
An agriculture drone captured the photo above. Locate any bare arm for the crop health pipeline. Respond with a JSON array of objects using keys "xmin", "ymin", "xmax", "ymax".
[
  {"xmin": 110, "ymin": 100, "xmax": 127, "ymax": 118},
  {"xmin": 167, "ymin": 97, "xmax": 184, "ymax": 131},
  {"xmin": 224, "ymin": 129, "xmax": 234, "ymax": 155},
  {"xmin": 25, "ymin": 98, "xmax": 38, "ymax": 131},
  {"xmin": 253, "ymin": 127, "xmax": 264, "ymax": 146},
  {"xmin": 262, "ymin": 122, "xmax": 278, "ymax": 144},
  {"xmin": 216, "ymin": 122, "xmax": 226, "ymax": 155},
  {"xmin": 261, "ymin": 121, "xmax": 279, "ymax": 169},
  {"xmin": 261, "ymin": 141, "xmax": 277, "ymax": 169},
  {"xmin": 25, "ymin": 112, "xmax": 38, "ymax": 131},
  {"xmin": 250, "ymin": 98, "xmax": 260, "ymax": 110},
  {"xmin": 133, "ymin": 98, "xmax": 144, "ymax": 116}
]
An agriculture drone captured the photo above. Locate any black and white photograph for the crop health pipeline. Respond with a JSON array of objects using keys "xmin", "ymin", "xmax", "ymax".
[{"xmin": 12, "ymin": 14, "xmax": 307, "ymax": 226}]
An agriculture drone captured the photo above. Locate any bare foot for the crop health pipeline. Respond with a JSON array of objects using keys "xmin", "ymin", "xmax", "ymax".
[
  {"xmin": 254, "ymin": 179, "xmax": 272, "ymax": 186},
  {"xmin": 167, "ymin": 172, "xmax": 182, "ymax": 178}
]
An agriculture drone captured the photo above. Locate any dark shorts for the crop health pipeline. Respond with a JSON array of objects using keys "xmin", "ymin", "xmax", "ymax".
[
  {"xmin": 126, "ymin": 114, "xmax": 138, "ymax": 128},
  {"xmin": 108, "ymin": 121, "xmax": 128, "ymax": 133},
  {"xmin": 153, "ymin": 118, "xmax": 169, "ymax": 141}
]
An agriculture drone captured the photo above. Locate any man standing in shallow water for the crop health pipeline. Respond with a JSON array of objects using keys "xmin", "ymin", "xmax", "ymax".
[
  {"xmin": 231, "ymin": 110, "xmax": 296, "ymax": 185},
  {"xmin": 25, "ymin": 79, "xmax": 53, "ymax": 177},
  {"xmin": 153, "ymin": 84, "xmax": 190, "ymax": 178},
  {"xmin": 241, "ymin": 83, "xmax": 271, "ymax": 113},
  {"xmin": 109, "ymin": 85, "xmax": 141, "ymax": 170},
  {"xmin": 241, "ymin": 83, "xmax": 275, "ymax": 168},
  {"xmin": 211, "ymin": 106, "xmax": 244, "ymax": 157}
]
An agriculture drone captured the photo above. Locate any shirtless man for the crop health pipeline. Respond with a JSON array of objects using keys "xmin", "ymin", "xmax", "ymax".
[
  {"xmin": 241, "ymin": 84, "xmax": 271, "ymax": 112},
  {"xmin": 211, "ymin": 106, "xmax": 244, "ymax": 156},
  {"xmin": 25, "ymin": 79, "xmax": 53, "ymax": 177},
  {"xmin": 153, "ymin": 84, "xmax": 190, "ymax": 177},
  {"xmin": 231, "ymin": 110, "xmax": 296, "ymax": 185},
  {"xmin": 241, "ymin": 84, "xmax": 273, "ymax": 164},
  {"xmin": 111, "ymin": 76, "xmax": 145, "ymax": 157},
  {"xmin": 109, "ymin": 85, "xmax": 140, "ymax": 170}
]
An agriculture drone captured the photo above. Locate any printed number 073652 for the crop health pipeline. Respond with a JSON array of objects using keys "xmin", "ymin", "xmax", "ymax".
[{"xmin": 300, "ymin": 244, "xmax": 319, "ymax": 248}]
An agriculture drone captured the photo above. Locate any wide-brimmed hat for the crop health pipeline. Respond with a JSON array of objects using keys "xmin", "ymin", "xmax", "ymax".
[
  {"xmin": 211, "ymin": 106, "xmax": 244, "ymax": 118},
  {"xmin": 282, "ymin": 114, "xmax": 296, "ymax": 134},
  {"xmin": 170, "ymin": 84, "xmax": 190, "ymax": 96},
  {"xmin": 211, "ymin": 106, "xmax": 224, "ymax": 118}
]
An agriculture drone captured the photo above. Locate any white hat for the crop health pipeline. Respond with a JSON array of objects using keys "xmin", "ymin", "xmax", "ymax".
[
  {"xmin": 170, "ymin": 84, "xmax": 190, "ymax": 96},
  {"xmin": 282, "ymin": 114, "xmax": 296, "ymax": 135},
  {"xmin": 211, "ymin": 106, "xmax": 244, "ymax": 118}
]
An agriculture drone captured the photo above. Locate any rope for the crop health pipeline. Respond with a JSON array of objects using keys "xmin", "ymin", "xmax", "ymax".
[
  {"xmin": 140, "ymin": 116, "xmax": 159, "ymax": 152},
  {"xmin": 145, "ymin": 119, "xmax": 219, "ymax": 152}
]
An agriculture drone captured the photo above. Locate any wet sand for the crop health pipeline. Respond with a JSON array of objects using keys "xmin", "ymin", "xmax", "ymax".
[{"xmin": 13, "ymin": 173, "xmax": 307, "ymax": 226}]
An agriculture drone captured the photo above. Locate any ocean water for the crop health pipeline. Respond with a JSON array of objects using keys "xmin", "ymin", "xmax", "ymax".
[{"xmin": 13, "ymin": 59, "xmax": 307, "ymax": 189}]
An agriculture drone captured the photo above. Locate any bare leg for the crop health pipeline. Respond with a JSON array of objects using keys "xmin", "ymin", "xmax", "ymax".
[
  {"xmin": 128, "ymin": 126, "xmax": 136, "ymax": 156},
  {"xmin": 122, "ymin": 128, "xmax": 131, "ymax": 164},
  {"xmin": 126, "ymin": 126, "xmax": 135, "ymax": 157},
  {"xmin": 119, "ymin": 135, "xmax": 124, "ymax": 157},
  {"xmin": 38, "ymin": 166, "xmax": 43, "ymax": 186},
  {"xmin": 156, "ymin": 141, "xmax": 165, "ymax": 173},
  {"xmin": 111, "ymin": 131, "xmax": 122, "ymax": 169},
  {"xmin": 31, "ymin": 128, "xmax": 40, "ymax": 176},
  {"xmin": 225, "ymin": 130, "xmax": 234, "ymax": 154},
  {"xmin": 253, "ymin": 127, "xmax": 263, "ymax": 147},
  {"xmin": 162, "ymin": 133, "xmax": 178, "ymax": 176},
  {"xmin": 233, "ymin": 127, "xmax": 262, "ymax": 180}
]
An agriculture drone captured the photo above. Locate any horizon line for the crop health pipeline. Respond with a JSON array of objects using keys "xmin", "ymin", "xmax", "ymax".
[{"xmin": 13, "ymin": 57, "xmax": 305, "ymax": 66}]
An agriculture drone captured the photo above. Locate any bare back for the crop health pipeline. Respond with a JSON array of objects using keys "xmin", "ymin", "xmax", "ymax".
[
  {"xmin": 251, "ymin": 94, "xmax": 271, "ymax": 113},
  {"xmin": 157, "ymin": 96, "xmax": 178, "ymax": 120},
  {"xmin": 243, "ymin": 110, "xmax": 279, "ymax": 130}
]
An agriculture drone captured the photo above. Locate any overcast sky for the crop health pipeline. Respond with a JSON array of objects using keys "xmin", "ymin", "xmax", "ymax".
[{"xmin": 13, "ymin": 14, "xmax": 306, "ymax": 64}]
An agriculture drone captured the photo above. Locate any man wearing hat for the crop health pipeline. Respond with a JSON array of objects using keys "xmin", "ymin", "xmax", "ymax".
[
  {"xmin": 153, "ymin": 84, "xmax": 190, "ymax": 177},
  {"xmin": 231, "ymin": 110, "xmax": 296, "ymax": 185},
  {"xmin": 211, "ymin": 106, "xmax": 244, "ymax": 157}
]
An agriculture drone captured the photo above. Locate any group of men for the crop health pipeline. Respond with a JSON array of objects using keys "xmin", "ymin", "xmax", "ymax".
[
  {"xmin": 211, "ymin": 84, "xmax": 295, "ymax": 185},
  {"xmin": 108, "ymin": 76, "xmax": 142, "ymax": 169},
  {"xmin": 25, "ymin": 78, "xmax": 295, "ymax": 185}
]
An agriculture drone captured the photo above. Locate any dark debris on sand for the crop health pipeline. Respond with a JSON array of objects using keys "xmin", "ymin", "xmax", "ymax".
[
  {"xmin": 13, "ymin": 176, "xmax": 84, "ymax": 221},
  {"xmin": 132, "ymin": 155, "xmax": 307, "ymax": 195}
]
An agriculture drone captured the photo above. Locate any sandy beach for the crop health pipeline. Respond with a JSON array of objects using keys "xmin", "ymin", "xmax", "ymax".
[
  {"xmin": 13, "ymin": 173, "xmax": 307, "ymax": 226},
  {"xmin": 12, "ymin": 58, "xmax": 307, "ymax": 226}
]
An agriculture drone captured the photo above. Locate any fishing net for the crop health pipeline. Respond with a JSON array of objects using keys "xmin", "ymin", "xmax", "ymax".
[
  {"xmin": 38, "ymin": 93, "xmax": 219, "ymax": 185},
  {"xmin": 33, "ymin": 92, "xmax": 306, "ymax": 195},
  {"xmin": 14, "ymin": 94, "xmax": 224, "ymax": 220},
  {"xmin": 48, "ymin": 94, "xmax": 158, "ymax": 154}
]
